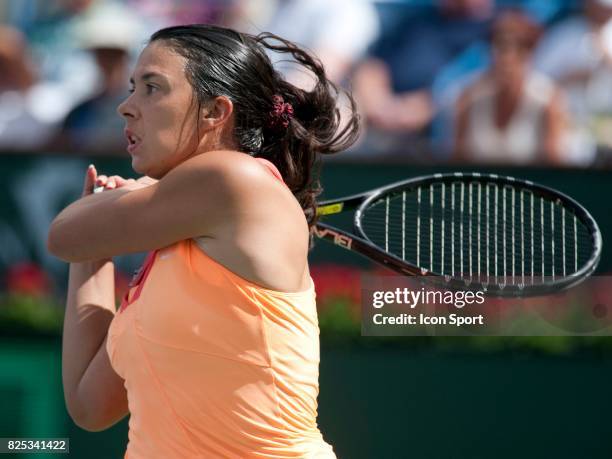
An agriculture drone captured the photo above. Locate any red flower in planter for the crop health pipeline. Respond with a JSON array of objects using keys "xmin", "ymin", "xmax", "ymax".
[
  {"xmin": 310, "ymin": 264, "xmax": 362, "ymax": 320},
  {"xmin": 311, "ymin": 263, "xmax": 364, "ymax": 307},
  {"xmin": 5, "ymin": 262, "xmax": 52, "ymax": 297}
]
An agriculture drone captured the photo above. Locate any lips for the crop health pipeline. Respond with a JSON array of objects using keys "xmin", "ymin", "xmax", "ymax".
[{"xmin": 125, "ymin": 128, "xmax": 142, "ymax": 153}]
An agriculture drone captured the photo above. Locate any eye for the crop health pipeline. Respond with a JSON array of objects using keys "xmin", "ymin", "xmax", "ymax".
[{"xmin": 146, "ymin": 84, "xmax": 158, "ymax": 95}]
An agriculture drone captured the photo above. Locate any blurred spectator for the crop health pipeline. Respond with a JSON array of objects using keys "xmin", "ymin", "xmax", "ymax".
[
  {"xmin": 254, "ymin": 0, "xmax": 379, "ymax": 87},
  {"xmin": 0, "ymin": 25, "xmax": 71, "ymax": 150},
  {"xmin": 534, "ymin": 0, "xmax": 612, "ymax": 164},
  {"xmin": 6, "ymin": 0, "xmax": 100, "ymax": 106},
  {"xmin": 352, "ymin": 0, "xmax": 494, "ymax": 150},
  {"xmin": 429, "ymin": 1, "xmax": 570, "ymax": 159},
  {"xmin": 0, "ymin": 26, "xmax": 37, "ymax": 97},
  {"xmin": 535, "ymin": 0, "xmax": 612, "ymax": 86},
  {"xmin": 126, "ymin": 0, "xmax": 274, "ymax": 33},
  {"xmin": 54, "ymin": 2, "xmax": 144, "ymax": 153},
  {"xmin": 453, "ymin": 10, "xmax": 567, "ymax": 164},
  {"xmin": 0, "ymin": 0, "xmax": 144, "ymax": 153},
  {"xmin": 0, "ymin": 0, "xmax": 94, "ymax": 34}
]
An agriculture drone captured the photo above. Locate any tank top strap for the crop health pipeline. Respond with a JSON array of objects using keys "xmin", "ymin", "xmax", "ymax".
[{"xmin": 118, "ymin": 249, "xmax": 159, "ymax": 313}]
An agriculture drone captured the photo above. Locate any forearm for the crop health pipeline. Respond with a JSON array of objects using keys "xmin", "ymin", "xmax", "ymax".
[
  {"xmin": 62, "ymin": 259, "xmax": 115, "ymax": 410},
  {"xmin": 56, "ymin": 186, "xmax": 132, "ymax": 223},
  {"xmin": 62, "ymin": 176, "xmax": 157, "ymax": 220},
  {"xmin": 48, "ymin": 183, "xmax": 146, "ymax": 262}
]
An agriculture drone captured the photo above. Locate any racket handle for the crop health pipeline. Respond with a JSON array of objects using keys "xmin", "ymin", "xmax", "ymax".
[{"xmin": 93, "ymin": 185, "xmax": 105, "ymax": 194}]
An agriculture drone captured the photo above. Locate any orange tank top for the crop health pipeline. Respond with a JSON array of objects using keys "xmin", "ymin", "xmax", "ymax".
[{"xmin": 106, "ymin": 158, "xmax": 336, "ymax": 458}]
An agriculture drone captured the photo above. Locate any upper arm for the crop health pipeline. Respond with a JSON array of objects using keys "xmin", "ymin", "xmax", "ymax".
[
  {"xmin": 48, "ymin": 151, "xmax": 263, "ymax": 262},
  {"xmin": 66, "ymin": 335, "xmax": 128, "ymax": 432}
]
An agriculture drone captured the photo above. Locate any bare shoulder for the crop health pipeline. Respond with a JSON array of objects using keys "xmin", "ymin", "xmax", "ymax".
[
  {"xmin": 185, "ymin": 151, "xmax": 310, "ymax": 291},
  {"xmin": 165, "ymin": 149, "xmax": 303, "ymax": 227},
  {"xmin": 164, "ymin": 150, "xmax": 283, "ymax": 201},
  {"xmin": 173, "ymin": 150, "xmax": 276, "ymax": 182}
]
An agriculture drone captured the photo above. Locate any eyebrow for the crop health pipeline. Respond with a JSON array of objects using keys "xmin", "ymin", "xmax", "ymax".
[{"xmin": 129, "ymin": 72, "xmax": 167, "ymax": 85}]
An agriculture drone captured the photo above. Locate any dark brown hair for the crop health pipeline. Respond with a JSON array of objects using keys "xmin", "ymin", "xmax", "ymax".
[
  {"xmin": 490, "ymin": 10, "xmax": 542, "ymax": 52},
  {"xmin": 150, "ymin": 24, "xmax": 360, "ymax": 227}
]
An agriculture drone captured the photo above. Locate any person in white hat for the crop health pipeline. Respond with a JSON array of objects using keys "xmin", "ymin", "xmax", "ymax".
[{"xmin": 56, "ymin": 2, "xmax": 146, "ymax": 153}]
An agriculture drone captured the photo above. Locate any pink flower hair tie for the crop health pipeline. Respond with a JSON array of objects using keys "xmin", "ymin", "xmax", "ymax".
[{"xmin": 268, "ymin": 94, "xmax": 294, "ymax": 130}]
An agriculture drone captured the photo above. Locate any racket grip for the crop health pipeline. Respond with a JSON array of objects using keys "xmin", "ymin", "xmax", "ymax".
[{"xmin": 93, "ymin": 185, "xmax": 105, "ymax": 194}]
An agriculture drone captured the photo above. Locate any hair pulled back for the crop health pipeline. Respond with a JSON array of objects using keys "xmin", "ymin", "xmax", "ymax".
[{"xmin": 150, "ymin": 24, "xmax": 360, "ymax": 228}]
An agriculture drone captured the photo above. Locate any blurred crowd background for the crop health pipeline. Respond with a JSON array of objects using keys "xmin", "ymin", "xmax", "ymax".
[{"xmin": 3, "ymin": 0, "xmax": 612, "ymax": 166}]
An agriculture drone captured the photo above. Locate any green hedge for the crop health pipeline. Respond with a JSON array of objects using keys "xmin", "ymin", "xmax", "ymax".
[{"xmin": 3, "ymin": 288, "xmax": 612, "ymax": 356}]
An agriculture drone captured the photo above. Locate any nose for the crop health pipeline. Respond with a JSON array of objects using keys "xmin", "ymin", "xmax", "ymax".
[{"xmin": 117, "ymin": 94, "xmax": 138, "ymax": 120}]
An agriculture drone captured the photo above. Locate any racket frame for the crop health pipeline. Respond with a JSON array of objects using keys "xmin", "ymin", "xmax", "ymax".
[{"xmin": 314, "ymin": 172, "xmax": 602, "ymax": 297}]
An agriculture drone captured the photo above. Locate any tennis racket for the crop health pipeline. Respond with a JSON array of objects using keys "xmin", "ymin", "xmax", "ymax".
[{"xmin": 313, "ymin": 172, "xmax": 602, "ymax": 297}]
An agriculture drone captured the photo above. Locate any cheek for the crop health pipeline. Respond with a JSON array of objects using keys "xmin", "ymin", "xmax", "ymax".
[{"xmin": 146, "ymin": 104, "xmax": 197, "ymax": 155}]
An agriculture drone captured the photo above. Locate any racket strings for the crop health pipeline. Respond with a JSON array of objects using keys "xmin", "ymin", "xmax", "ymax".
[
  {"xmin": 360, "ymin": 182, "xmax": 593, "ymax": 287},
  {"xmin": 364, "ymin": 215, "xmax": 590, "ymax": 253}
]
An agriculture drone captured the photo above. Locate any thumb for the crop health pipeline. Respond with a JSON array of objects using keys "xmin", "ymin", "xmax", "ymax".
[{"xmin": 82, "ymin": 164, "xmax": 97, "ymax": 197}]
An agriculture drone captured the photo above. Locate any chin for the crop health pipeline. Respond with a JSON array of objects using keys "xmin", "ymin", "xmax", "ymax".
[{"xmin": 130, "ymin": 156, "xmax": 147, "ymax": 175}]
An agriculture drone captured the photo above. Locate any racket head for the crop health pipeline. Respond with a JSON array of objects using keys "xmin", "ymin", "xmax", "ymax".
[{"xmin": 354, "ymin": 172, "xmax": 602, "ymax": 297}]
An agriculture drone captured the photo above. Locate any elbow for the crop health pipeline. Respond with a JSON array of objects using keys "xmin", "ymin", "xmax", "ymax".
[
  {"xmin": 64, "ymin": 386, "xmax": 127, "ymax": 432},
  {"xmin": 71, "ymin": 416, "xmax": 109, "ymax": 433},
  {"xmin": 68, "ymin": 414, "xmax": 101, "ymax": 433},
  {"xmin": 65, "ymin": 398, "xmax": 97, "ymax": 432},
  {"xmin": 65, "ymin": 399, "xmax": 111, "ymax": 432}
]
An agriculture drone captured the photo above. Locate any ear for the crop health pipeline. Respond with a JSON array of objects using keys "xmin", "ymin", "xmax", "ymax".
[{"xmin": 200, "ymin": 96, "xmax": 234, "ymax": 131}]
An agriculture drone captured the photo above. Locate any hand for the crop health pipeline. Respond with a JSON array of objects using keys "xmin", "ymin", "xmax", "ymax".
[
  {"xmin": 82, "ymin": 165, "xmax": 157, "ymax": 198},
  {"xmin": 95, "ymin": 172, "xmax": 158, "ymax": 192},
  {"xmin": 78, "ymin": 164, "xmax": 121, "ymax": 265},
  {"xmin": 82, "ymin": 164, "xmax": 137, "ymax": 198}
]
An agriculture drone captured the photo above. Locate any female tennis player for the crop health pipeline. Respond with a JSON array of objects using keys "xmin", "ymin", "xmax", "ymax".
[{"xmin": 47, "ymin": 24, "xmax": 359, "ymax": 458}]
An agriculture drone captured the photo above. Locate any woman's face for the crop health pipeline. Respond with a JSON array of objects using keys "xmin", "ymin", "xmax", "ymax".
[
  {"xmin": 116, "ymin": 41, "xmax": 200, "ymax": 178},
  {"xmin": 491, "ymin": 35, "xmax": 531, "ymax": 86}
]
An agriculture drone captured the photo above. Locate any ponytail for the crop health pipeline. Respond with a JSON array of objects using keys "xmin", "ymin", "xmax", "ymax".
[{"xmin": 251, "ymin": 32, "xmax": 359, "ymax": 226}]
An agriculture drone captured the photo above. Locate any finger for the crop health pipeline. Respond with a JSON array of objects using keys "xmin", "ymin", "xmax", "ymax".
[
  {"xmin": 95, "ymin": 175, "xmax": 108, "ymax": 187},
  {"xmin": 109, "ymin": 175, "xmax": 125, "ymax": 186},
  {"xmin": 83, "ymin": 164, "xmax": 97, "ymax": 196},
  {"xmin": 84, "ymin": 164, "xmax": 95, "ymax": 186},
  {"xmin": 108, "ymin": 175, "xmax": 130, "ymax": 187}
]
